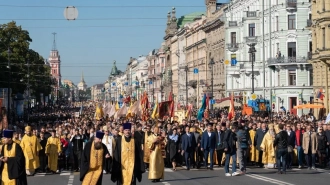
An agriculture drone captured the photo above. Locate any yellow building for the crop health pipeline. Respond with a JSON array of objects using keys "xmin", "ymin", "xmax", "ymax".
[{"xmin": 309, "ymin": 0, "xmax": 330, "ymax": 116}]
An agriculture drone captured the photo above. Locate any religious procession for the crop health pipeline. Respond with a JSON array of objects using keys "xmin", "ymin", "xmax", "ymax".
[{"xmin": 0, "ymin": 92, "xmax": 329, "ymax": 185}]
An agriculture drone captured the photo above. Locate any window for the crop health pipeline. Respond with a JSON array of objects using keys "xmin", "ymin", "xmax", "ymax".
[
  {"xmin": 288, "ymin": 70, "xmax": 296, "ymax": 86},
  {"xmin": 231, "ymin": 32, "xmax": 236, "ymax": 44},
  {"xmin": 309, "ymin": 68, "xmax": 313, "ymax": 86},
  {"xmin": 288, "ymin": 15, "xmax": 296, "ymax": 30},
  {"xmin": 248, "ymin": 23, "xmax": 255, "ymax": 36},
  {"xmin": 309, "ymin": 41, "xmax": 312, "ymax": 52},
  {"xmin": 276, "ymin": 16, "xmax": 279, "ymax": 31},
  {"xmin": 287, "ymin": 42, "xmax": 296, "ymax": 57},
  {"xmin": 322, "ymin": 27, "xmax": 325, "ymax": 49}
]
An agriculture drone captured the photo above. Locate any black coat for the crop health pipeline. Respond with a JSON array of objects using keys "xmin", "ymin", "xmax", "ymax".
[
  {"xmin": 80, "ymin": 141, "xmax": 110, "ymax": 185},
  {"xmin": 111, "ymin": 136, "xmax": 145, "ymax": 184},
  {"xmin": 0, "ymin": 143, "xmax": 27, "ymax": 185},
  {"xmin": 215, "ymin": 130, "xmax": 225, "ymax": 150},
  {"xmin": 223, "ymin": 130, "xmax": 237, "ymax": 154}
]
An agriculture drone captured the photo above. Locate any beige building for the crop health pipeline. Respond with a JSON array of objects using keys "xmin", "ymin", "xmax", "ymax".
[
  {"xmin": 309, "ymin": 0, "xmax": 330, "ymax": 115},
  {"xmin": 202, "ymin": 1, "xmax": 226, "ymax": 106}
]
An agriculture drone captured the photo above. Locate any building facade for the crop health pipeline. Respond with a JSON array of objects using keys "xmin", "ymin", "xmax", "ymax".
[
  {"xmin": 225, "ymin": 0, "xmax": 313, "ymax": 115},
  {"xmin": 309, "ymin": 0, "xmax": 330, "ymax": 115},
  {"xmin": 203, "ymin": 2, "xmax": 227, "ymax": 107}
]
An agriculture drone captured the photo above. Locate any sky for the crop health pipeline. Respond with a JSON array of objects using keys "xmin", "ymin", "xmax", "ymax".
[{"xmin": 0, "ymin": 0, "xmax": 227, "ymax": 86}]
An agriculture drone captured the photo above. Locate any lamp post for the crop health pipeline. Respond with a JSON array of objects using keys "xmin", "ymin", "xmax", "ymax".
[
  {"xmin": 245, "ymin": 36, "xmax": 258, "ymax": 94},
  {"xmin": 184, "ymin": 65, "xmax": 189, "ymax": 109},
  {"xmin": 26, "ymin": 60, "xmax": 30, "ymax": 121},
  {"xmin": 7, "ymin": 48, "xmax": 11, "ymax": 125},
  {"xmin": 209, "ymin": 58, "xmax": 215, "ymax": 111}
]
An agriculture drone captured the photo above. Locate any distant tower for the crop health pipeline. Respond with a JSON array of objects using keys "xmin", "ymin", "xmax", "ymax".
[
  {"xmin": 78, "ymin": 71, "xmax": 88, "ymax": 91},
  {"xmin": 49, "ymin": 32, "xmax": 61, "ymax": 87},
  {"xmin": 206, "ymin": 0, "xmax": 217, "ymax": 17}
]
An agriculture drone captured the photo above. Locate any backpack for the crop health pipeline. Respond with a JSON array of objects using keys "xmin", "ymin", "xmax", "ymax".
[{"xmin": 237, "ymin": 130, "xmax": 248, "ymax": 149}]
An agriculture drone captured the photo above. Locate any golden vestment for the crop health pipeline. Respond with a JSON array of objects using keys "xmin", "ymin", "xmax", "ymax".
[
  {"xmin": 45, "ymin": 137, "xmax": 61, "ymax": 172},
  {"xmin": 260, "ymin": 132, "xmax": 276, "ymax": 164},
  {"xmin": 20, "ymin": 134, "xmax": 42, "ymax": 174},
  {"xmin": 1, "ymin": 143, "xmax": 17, "ymax": 185},
  {"xmin": 13, "ymin": 139, "xmax": 20, "ymax": 145},
  {"xmin": 121, "ymin": 136, "xmax": 135, "ymax": 185},
  {"xmin": 143, "ymin": 132, "xmax": 151, "ymax": 163},
  {"xmin": 148, "ymin": 134, "xmax": 164, "ymax": 180},
  {"xmin": 249, "ymin": 130, "xmax": 259, "ymax": 162},
  {"xmin": 82, "ymin": 142, "xmax": 104, "ymax": 185}
]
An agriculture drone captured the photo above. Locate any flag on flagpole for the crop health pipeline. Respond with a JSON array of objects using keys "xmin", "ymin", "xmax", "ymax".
[
  {"xmin": 228, "ymin": 93, "xmax": 235, "ymax": 120},
  {"xmin": 197, "ymin": 94, "xmax": 207, "ymax": 121},
  {"xmin": 151, "ymin": 100, "xmax": 159, "ymax": 119}
]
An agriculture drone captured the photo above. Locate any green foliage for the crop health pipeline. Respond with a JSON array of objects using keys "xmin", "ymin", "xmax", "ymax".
[{"xmin": 0, "ymin": 21, "xmax": 54, "ymax": 98}]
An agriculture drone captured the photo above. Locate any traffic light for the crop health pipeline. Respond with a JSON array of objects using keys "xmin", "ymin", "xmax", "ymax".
[{"xmin": 272, "ymin": 103, "xmax": 275, "ymax": 110}]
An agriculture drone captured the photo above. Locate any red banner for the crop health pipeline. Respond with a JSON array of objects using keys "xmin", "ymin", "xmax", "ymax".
[{"xmin": 158, "ymin": 101, "xmax": 174, "ymax": 118}]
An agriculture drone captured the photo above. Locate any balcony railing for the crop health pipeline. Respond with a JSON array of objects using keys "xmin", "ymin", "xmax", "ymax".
[
  {"xmin": 226, "ymin": 43, "xmax": 240, "ymax": 52},
  {"xmin": 286, "ymin": 0, "xmax": 297, "ymax": 10},
  {"xmin": 307, "ymin": 19, "xmax": 312, "ymax": 27},
  {"xmin": 247, "ymin": 11, "xmax": 257, "ymax": 17},
  {"xmin": 267, "ymin": 56, "xmax": 308, "ymax": 65},
  {"xmin": 228, "ymin": 21, "xmax": 237, "ymax": 27},
  {"xmin": 307, "ymin": 52, "xmax": 312, "ymax": 60}
]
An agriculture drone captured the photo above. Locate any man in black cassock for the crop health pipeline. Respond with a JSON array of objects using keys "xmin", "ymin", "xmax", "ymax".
[
  {"xmin": 80, "ymin": 131, "xmax": 111, "ymax": 185},
  {"xmin": 0, "ymin": 130, "xmax": 27, "ymax": 185},
  {"xmin": 111, "ymin": 122, "xmax": 145, "ymax": 185}
]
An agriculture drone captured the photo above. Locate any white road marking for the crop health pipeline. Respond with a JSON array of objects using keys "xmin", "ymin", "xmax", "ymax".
[
  {"xmin": 67, "ymin": 175, "xmax": 74, "ymax": 185},
  {"xmin": 162, "ymin": 182, "xmax": 171, "ymax": 185},
  {"xmin": 246, "ymin": 173, "xmax": 295, "ymax": 185},
  {"xmin": 164, "ymin": 168, "xmax": 174, "ymax": 172}
]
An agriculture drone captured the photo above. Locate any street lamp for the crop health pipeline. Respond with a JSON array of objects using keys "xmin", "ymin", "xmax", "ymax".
[
  {"xmin": 209, "ymin": 58, "xmax": 215, "ymax": 111},
  {"xmin": 7, "ymin": 48, "xmax": 11, "ymax": 125},
  {"xmin": 184, "ymin": 65, "xmax": 189, "ymax": 109},
  {"xmin": 245, "ymin": 36, "xmax": 258, "ymax": 93}
]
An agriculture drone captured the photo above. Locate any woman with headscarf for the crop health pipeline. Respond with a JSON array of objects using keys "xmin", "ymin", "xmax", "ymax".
[
  {"xmin": 167, "ymin": 128, "xmax": 180, "ymax": 171},
  {"xmin": 260, "ymin": 124, "xmax": 276, "ymax": 168}
]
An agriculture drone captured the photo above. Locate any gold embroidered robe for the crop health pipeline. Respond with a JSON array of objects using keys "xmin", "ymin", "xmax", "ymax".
[
  {"xmin": 20, "ymin": 134, "xmax": 42, "ymax": 173},
  {"xmin": 1, "ymin": 143, "xmax": 17, "ymax": 185},
  {"xmin": 249, "ymin": 129, "xmax": 259, "ymax": 162},
  {"xmin": 82, "ymin": 142, "xmax": 104, "ymax": 185},
  {"xmin": 260, "ymin": 132, "xmax": 276, "ymax": 164},
  {"xmin": 121, "ymin": 136, "xmax": 135, "ymax": 185},
  {"xmin": 147, "ymin": 134, "xmax": 164, "ymax": 180},
  {"xmin": 143, "ymin": 132, "xmax": 151, "ymax": 163},
  {"xmin": 45, "ymin": 137, "xmax": 61, "ymax": 172}
]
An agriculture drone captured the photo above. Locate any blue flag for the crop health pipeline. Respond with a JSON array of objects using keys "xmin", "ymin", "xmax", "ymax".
[{"xmin": 197, "ymin": 94, "xmax": 206, "ymax": 121}]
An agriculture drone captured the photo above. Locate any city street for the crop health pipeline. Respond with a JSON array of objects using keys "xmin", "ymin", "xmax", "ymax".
[{"xmin": 27, "ymin": 167, "xmax": 330, "ymax": 185}]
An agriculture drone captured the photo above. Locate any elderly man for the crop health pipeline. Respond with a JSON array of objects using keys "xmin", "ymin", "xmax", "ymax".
[
  {"xmin": 20, "ymin": 126, "xmax": 42, "ymax": 176},
  {"xmin": 102, "ymin": 126, "xmax": 115, "ymax": 174},
  {"xmin": 111, "ymin": 122, "xmax": 145, "ymax": 185},
  {"xmin": 80, "ymin": 131, "xmax": 111, "ymax": 185},
  {"xmin": 0, "ymin": 130, "xmax": 27, "ymax": 185}
]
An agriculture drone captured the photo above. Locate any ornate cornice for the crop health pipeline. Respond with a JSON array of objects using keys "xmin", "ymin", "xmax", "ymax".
[
  {"xmin": 202, "ymin": 19, "xmax": 224, "ymax": 32},
  {"xmin": 185, "ymin": 39, "xmax": 206, "ymax": 51}
]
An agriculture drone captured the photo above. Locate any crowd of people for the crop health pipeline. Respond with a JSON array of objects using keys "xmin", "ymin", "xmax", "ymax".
[{"xmin": 0, "ymin": 105, "xmax": 329, "ymax": 185}]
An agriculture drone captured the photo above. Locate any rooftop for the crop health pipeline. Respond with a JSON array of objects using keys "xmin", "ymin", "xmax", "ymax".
[{"xmin": 177, "ymin": 12, "xmax": 205, "ymax": 28}]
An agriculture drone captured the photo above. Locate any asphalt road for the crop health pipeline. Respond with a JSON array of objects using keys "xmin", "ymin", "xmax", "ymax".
[{"xmin": 27, "ymin": 167, "xmax": 329, "ymax": 185}]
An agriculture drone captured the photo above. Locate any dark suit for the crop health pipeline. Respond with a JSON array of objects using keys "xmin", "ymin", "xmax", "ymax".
[
  {"xmin": 181, "ymin": 133, "xmax": 196, "ymax": 169},
  {"xmin": 287, "ymin": 131, "xmax": 296, "ymax": 168},
  {"xmin": 201, "ymin": 131, "xmax": 217, "ymax": 169},
  {"xmin": 254, "ymin": 128, "xmax": 267, "ymax": 166},
  {"xmin": 193, "ymin": 132, "xmax": 202, "ymax": 167},
  {"xmin": 215, "ymin": 130, "xmax": 225, "ymax": 166}
]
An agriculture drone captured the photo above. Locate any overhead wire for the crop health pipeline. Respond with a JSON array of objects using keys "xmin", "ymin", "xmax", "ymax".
[{"xmin": 0, "ymin": 5, "xmax": 205, "ymax": 8}]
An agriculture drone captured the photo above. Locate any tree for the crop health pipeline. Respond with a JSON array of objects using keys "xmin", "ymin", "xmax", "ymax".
[{"xmin": 0, "ymin": 21, "xmax": 54, "ymax": 98}]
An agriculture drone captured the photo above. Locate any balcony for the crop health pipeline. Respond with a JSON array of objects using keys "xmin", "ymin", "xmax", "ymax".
[
  {"xmin": 226, "ymin": 43, "xmax": 240, "ymax": 52},
  {"xmin": 306, "ymin": 19, "xmax": 312, "ymax": 27},
  {"xmin": 244, "ymin": 36, "xmax": 258, "ymax": 45},
  {"xmin": 267, "ymin": 56, "xmax": 308, "ymax": 66},
  {"xmin": 286, "ymin": 0, "xmax": 297, "ymax": 11},
  {"xmin": 308, "ymin": 52, "xmax": 312, "ymax": 60},
  {"xmin": 228, "ymin": 21, "xmax": 237, "ymax": 27}
]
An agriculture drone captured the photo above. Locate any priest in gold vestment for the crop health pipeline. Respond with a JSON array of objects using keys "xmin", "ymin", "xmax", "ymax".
[
  {"xmin": 45, "ymin": 130, "xmax": 62, "ymax": 173},
  {"xmin": 143, "ymin": 125, "xmax": 152, "ymax": 169},
  {"xmin": 249, "ymin": 124, "xmax": 259, "ymax": 163},
  {"xmin": 111, "ymin": 123, "xmax": 145, "ymax": 185},
  {"xmin": 0, "ymin": 130, "xmax": 27, "ymax": 185},
  {"xmin": 80, "ymin": 131, "xmax": 111, "ymax": 185},
  {"xmin": 260, "ymin": 124, "xmax": 276, "ymax": 168},
  {"xmin": 20, "ymin": 126, "xmax": 42, "ymax": 176},
  {"xmin": 148, "ymin": 126, "xmax": 165, "ymax": 183}
]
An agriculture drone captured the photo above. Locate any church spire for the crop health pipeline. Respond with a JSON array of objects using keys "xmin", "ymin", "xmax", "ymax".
[
  {"xmin": 52, "ymin": 32, "xmax": 57, "ymax": 51},
  {"xmin": 81, "ymin": 71, "xmax": 85, "ymax": 83}
]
